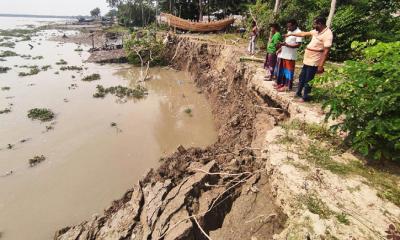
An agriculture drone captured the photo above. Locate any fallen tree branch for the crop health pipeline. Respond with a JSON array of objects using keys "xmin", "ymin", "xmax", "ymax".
[{"xmin": 192, "ymin": 215, "xmax": 213, "ymax": 240}]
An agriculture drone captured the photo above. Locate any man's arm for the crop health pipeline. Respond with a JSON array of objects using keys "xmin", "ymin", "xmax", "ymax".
[
  {"xmin": 317, "ymin": 47, "xmax": 330, "ymax": 73},
  {"xmin": 285, "ymin": 31, "xmax": 312, "ymax": 38},
  {"xmin": 283, "ymin": 42, "xmax": 301, "ymax": 48}
]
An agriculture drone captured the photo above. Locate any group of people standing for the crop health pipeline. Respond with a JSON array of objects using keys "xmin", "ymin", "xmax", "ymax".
[{"xmin": 248, "ymin": 16, "xmax": 333, "ymax": 102}]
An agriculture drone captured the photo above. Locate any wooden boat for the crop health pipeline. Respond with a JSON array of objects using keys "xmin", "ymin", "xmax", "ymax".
[{"xmin": 160, "ymin": 13, "xmax": 235, "ymax": 32}]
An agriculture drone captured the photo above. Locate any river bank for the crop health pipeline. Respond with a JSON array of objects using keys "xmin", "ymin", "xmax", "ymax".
[
  {"xmin": 0, "ymin": 18, "xmax": 217, "ymax": 240},
  {"xmin": 55, "ymin": 33, "xmax": 400, "ymax": 240}
]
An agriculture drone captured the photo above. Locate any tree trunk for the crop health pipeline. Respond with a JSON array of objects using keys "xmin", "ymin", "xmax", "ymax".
[
  {"xmin": 199, "ymin": 0, "xmax": 203, "ymax": 21},
  {"xmin": 268, "ymin": 0, "xmax": 280, "ymax": 42},
  {"xmin": 326, "ymin": 0, "xmax": 337, "ymax": 28}
]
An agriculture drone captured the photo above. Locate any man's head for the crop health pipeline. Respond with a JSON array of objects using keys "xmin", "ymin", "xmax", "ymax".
[
  {"xmin": 269, "ymin": 23, "xmax": 280, "ymax": 34},
  {"xmin": 287, "ymin": 19, "xmax": 297, "ymax": 32},
  {"xmin": 313, "ymin": 16, "xmax": 327, "ymax": 32}
]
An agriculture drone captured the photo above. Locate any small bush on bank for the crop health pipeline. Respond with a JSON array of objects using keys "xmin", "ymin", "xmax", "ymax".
[{"xmin": 312, "ymin": 41, "xmax": 400, "ymax": 162}]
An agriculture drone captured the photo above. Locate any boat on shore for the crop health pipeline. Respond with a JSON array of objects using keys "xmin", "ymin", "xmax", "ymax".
[{"xmin": 160, "ymin": 12, "xmax": 234, "ymax": 32}]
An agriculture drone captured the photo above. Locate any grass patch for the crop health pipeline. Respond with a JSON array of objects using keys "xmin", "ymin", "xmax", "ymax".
[
  {"xmin": 0, "ymin": 42, "xmax": 16, "ymax": 48},
  {"xmin": 184, "ymin": 108, "xmax": 193, "ymax": 116},
  {"xmin": 55, "ymin": 59, "xmax": 68, "ymax": 65},
  {"xmin": 60, "ymin": 65, "xmax": 83, "ymax": 71},
  {"xmin": 303, "ymin": 194, "xmax": 332, "ymax": 219},
  {"xmin": 32, "ymin": 56, "xmax": 43, "ymax": 60},
  {"xmin": 82, "ymin": 73, "xmax": 101, "ymax": 82},
  {"xmin": 20, "ymin": 54, "xmax": 32, "ymax": 59},
  {"xmin": 335, "ymin": 212, "xmax": 350, "ymax": 225},
  {"xmin": 74, "ymin": 48, "xmax": 83, "ymax": 52},
  {"xmin": 93, "ymin": 84, "xmax": 148, "ymax": 99},
  {"xmin": 27, "ymin": 108, "xmax": 55, "ymax": 122},
  {"xmin": 0, "ymin": 28, "xmax": 36, "ymax": 38},
  {"xmin": 0, "ymin": 50, "xmax": 18, "ymax": 58},
  {"xmin": 281, "ymin": 120, "xmax": 400, "ymax": 207},
  {"xmin": 0, "ymin": 66, "xmax": 11, "ymax": 73},
  {"xmin": 1, "ymin": 86, "xmax": 10, "ymax": 91},
  {"xmin": 18, "ymin": 67, "xmax": 40, "ymax": 77},
  {"xmin": 29, "ymin": 155, "xmax": 46, "ymax": 167}
]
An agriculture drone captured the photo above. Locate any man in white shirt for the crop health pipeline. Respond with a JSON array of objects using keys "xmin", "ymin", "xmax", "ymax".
[{"xmin": 274, "ymin": 19, "xmax": 303, "ymax": 91}]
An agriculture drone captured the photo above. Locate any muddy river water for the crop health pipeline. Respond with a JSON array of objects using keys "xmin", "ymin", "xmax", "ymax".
[{"xmin": 0, "ymin": 18, "xmax": 217, "ymax": 240}]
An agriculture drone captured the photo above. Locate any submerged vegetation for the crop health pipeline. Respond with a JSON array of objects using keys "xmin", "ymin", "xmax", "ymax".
[
  {"xmin": 18, "ymin": 67, "xmax": 40, "ymax": 77},
  {"xmin": 125, "ymin": 31, "xmax": 167, "ymax": 66},
  {"xmin": 55, "ymin": 59, "xmax": 68, "ymax": 65},
  {"xmin": 60, "ymin": 65, "xmax": 83, "ymax": 71},
  {"xmin": 0, "ymin": 50, "xmax": 18, "ymax": 58},
  {"xmin": 93, "ymin": 84, "xmax": 148, "ymax": 99},
  {"xmin": 82, "ymin": 73, "xmax": 101, "ymax": 81},
  {"xmin": 0, "ymin": 66, "xmax": 11, "ymax": 73},
  {"xmin": 29, "ymin": 155, "xmax": 46, "ymax": 167},
  {"xmin": 27, "ymin": 108, "xmax": 55, "ymax": 122}
]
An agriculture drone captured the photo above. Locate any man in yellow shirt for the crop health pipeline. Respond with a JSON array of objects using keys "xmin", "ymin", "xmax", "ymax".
[{"xmin": 285, "ymin": 16, "xmax": 333, "ymax": 102}]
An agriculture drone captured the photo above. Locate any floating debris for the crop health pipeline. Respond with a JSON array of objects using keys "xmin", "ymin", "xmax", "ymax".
[
  {"xmin": 82, "ymin": 73, "xmax": 101, "ymax": 81},
  {"xmin": 0, "ymin": 108, "xmax": 11, "ymax": 114},
  {"xmin": 0, "ymin": 50, "xmax": 18, "ymax": 58},
  {"xmin": 29, "ymin": 155, "xmax": 46, "ymax": 167},
  {"xmin": 32, "ymin": 56, "xmax": 43, "ymax": 60},
  {"xmin": 68, "ymin": 83, "xmax": 78, "ymax": 90},
  {"xmin": 56, "ymin": 59, "xmax": 68, "ymax": 65},
  {"xmin": 60, "ymin": 65, "xmax": 83, "ymax": 71},
  {"xmin": 27, "ymin": 108, "xmax": 55, "ymax": 122},
  {"xmin": 1, "ymin": 86, "xmax": 10, "ymax": 91},
  {"xmin": 7, "ymin": 144, "xmax": 14, "ymax": 149},
  {"xmin": 0, "ymin": 42, "xmax": 16, "ymax": 48},
  {"xmin": 93, "ymin": 85, "xmax": 148, "ymax": 99},
  {"xmin": 18, "ymin": 67, "xmax": 40, "ymax": 77},
  {"xmin": 54, "ymin": 71, "xmax": 59, "ymax": 75},
  {"xmin": 0, "ymin": 66, "xmax": 11, "ymax": 73},
  {"xmin": 41, "ymin": 65, "xmax": 51, "ymax": 71}
]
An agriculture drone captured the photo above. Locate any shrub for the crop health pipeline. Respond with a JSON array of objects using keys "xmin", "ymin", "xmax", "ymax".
[
  {"xmin": 27, "ymin": 108, "xmax": 55, "ymax": 122},
  {"xmin": 124, "ymin": 31, "xmax": 167, "ymax": 66},
  {"xmin": 312, "ymin": 41, "xmax": 400, "ymax": 162},
  {"xmin": 82, "ymin": 73, "xmax": 101, "ymax": 81}
]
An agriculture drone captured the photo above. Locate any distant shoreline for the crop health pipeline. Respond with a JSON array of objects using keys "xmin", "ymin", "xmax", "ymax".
[{"xmin": 0, "ymin": 13, "xmax": 82, "ymax": 19}]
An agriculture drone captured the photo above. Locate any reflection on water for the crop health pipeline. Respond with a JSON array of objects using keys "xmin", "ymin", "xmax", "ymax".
[{"xmin": 0, "ymin": 20, "xmax": 216, "ymax": 240}]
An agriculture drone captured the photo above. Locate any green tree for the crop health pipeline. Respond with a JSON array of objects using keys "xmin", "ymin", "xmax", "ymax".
[{"xmin": 90, "ymin": 7, "xmax": 101, "ymax": 18}]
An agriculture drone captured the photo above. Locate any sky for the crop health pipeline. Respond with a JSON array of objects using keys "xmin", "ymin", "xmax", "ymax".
[{"xmin": 0, "ymin": 0, "xmax": 110, "ymax": 16}]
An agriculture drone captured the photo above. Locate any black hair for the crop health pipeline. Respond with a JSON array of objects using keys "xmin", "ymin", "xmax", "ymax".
[
  {"xmin": 269, "ymin": 23, "xmax": 280, "ymax": 31},
  {"xmin": 287, "ymin": 19, "xmax": 297, "ymax": 26},
  {"xmin": 314, "ymin": 16, "xmax": 326, "ymax": 25}
]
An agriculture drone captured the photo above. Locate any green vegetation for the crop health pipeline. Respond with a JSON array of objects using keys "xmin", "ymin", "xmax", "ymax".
[
  {"xmin": 0, "ymin": 42, "xmax": 16, "ymax": 48},
  {"xmin": 82, "ymin": 73, "xmax": 101, "ymax": 81},
  {"xmin": 29, "ymin": 155, "xmax": 46, "ymax": 167},
  {"xmin": 55, "ymin": 59, "xmax": 68, "ymax": 65},
  {"xmin": 18, "ymin": 67, "xmax": 40, "ymax": 77},
  {"xmin": 27, "ymin": 108, "xmax": 55, "ymax": 122},
  {"xmin": 20, "ymin": 54, "xmax": 32, "ymax": 59},
  {"xmin": 0, "ymin": 50, "xmax": 18, "ymax": 58},
  {"xmin": 60, "ymin": 66, "xmax": 83, "ymax": 71},
  {"xmin": 303, "ymin": 194, "xmax": 332, "ymax": 219},
  {"xmin": 0, "ymin": 28, "xmax": 36, "ymax": 38},
  {"xmin": 313, "ymin": 41, "xmax": 400, "ymax": 162},
  {"xmin": 248, "ymin": 0, "xmax": 399, "ymax": 61},
  {"xmin": 335, "ymin": 212, "xmax": 350, "ymax": 225},
  {"xmin": 125, "ymin": 31, "xmax": 167, "ymax": 66},
  {"xmin": 74, "ymin": 48, "xmax": 83, "ymax": 52},
  {"xmin": 0, "ymin": 108, "xmax": 11, "ymax": 114},
  {"xmin": 32, "ymin": 56, "xmax": 43, "ymax": 60},
  {"xmin": 0, "ymin": 66, "xmax": 11, "ymax": 73},
  {"xmin": 41, "ymin": 65, "xmax": 51, "ymax": 71},
  {"xmin": 184, "ymin": 108, "xmax": 193, "ymax": 116},
  {"xmin": 93, "ymin": 84, "xmax": 148, "ymax": 99},
  {"xmin": 1, "ymin": 86, "xmax": 10, "ymax": 91}
]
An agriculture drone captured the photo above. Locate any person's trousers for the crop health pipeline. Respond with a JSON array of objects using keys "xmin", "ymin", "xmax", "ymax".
[
  {"xmin": 297, "ymin": 64, "xmax": 318, "ymax": 101},
  {"xmin": 248, "ymin": 36, "xmax": 256, "ymax": 54}
]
